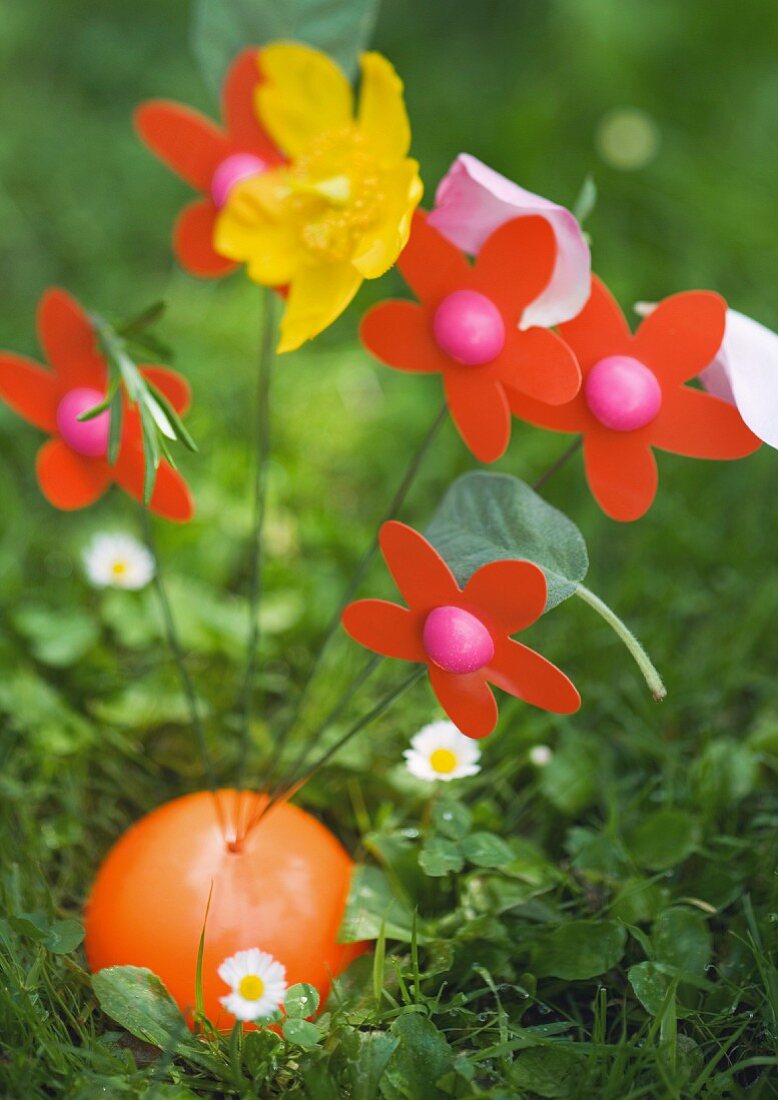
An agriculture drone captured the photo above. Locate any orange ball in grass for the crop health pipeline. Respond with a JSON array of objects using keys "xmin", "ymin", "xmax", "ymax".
[{"xmin": 84, "ymin": 789, "xmax": 365, "ymax": 1027}]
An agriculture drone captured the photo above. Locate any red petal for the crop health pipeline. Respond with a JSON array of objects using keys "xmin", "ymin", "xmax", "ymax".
[
  {"xmin": 489, "ymin": 637, "xmax": 580, "ymax": 714},
  {"xmin": 36, "ymin": 439, "xmax": 110, "ymax": 510},
  {"xmin": 650, "ymin": 386, "xmax": 761, "ymax": 459},
  {"xmin": 112, "ymin": 448, "xmax": 194, "ymax": 523},
  {"xmin": 473, "ymin": 216, "xmax": 557, "ymax": 319},
  {"xmin": 632, "ymin": 291, "xmax": 727, "ymax": 385},
  {"xmin": 508, "ymin": 389, "xmax": 588, "ymax": 434},
  {"xmin": 499, "ymin": 327, "xmax": 581, "ymax": 405},
  {"xmin": 140, "ymin": 366, "xmax": 192, "ymax": 415},
  {"xmin": 379, "ymin": 522, "xmax": 459, "ymax": 609},
  {"xmin": 341, "ymin": 599, "xmax": 426, "ymax": 661},
  {"xmin": 557, "ymin": 276, "xmax": 632, "ymax": 372},
  {"xmin": 360, "ymin": 301, "xmax": 449, "ymax": 374},
  {"xmin": 135, "ymin": 101, "xmax": 231, "ymax": 191},
  {"xmin": 463, "ymin": 560, "xmax": 547, "ymax": 634},
  {"xmin": 398, "ymin": 210, "xmax": 472, "ymax": 305},
  {"xmin": 223, "ymin": 48, "xmax": 282, "ymax": 162},
  {"xmin": 428, "ymin": 665, "xmax": 498, "ymax": 739},
  {"xmin": 37, "ymin": 289, "xmax": 107, "ymax": 389},
  {"xmin": 444, "ymin": 372, "xmax": 511, "ymax": 462},
  {"xmin": 583, "ymin": 432, "xmax": 658, "ymax": 522},
  {"xmin": 0, "ymin": 353, "xmax": 60, "ymax": 430},
  {"xmin": 174, "ymin": 200, "xmax": 237, "ymax": 278}
]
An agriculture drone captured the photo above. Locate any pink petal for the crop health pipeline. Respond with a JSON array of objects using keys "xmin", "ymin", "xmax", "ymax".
[
  {"xmin": 427, "ymin": 154, "xmax": 591, "ymax": 329},
  {"xmin": 701, "ymin": 309, "xmax": 778, "ymax": 450}
]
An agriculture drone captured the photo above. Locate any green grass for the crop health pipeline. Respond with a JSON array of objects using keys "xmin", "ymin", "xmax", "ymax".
[{"xmin": 1, "ymin": 0, "xmax": 778, "ymax": 1096}]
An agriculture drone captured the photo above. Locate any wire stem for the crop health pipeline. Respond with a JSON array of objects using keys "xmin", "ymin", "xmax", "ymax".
[
  {"xmin": 237, "ymin": 289, "xmax": 276, "ymax": 785},
  {"xmin": 260, "ymin": 400, "xmax": 448, "ymax": 793},
  {"xmin": 532, "ymin": 437, "xmax": 582, "ymax": 492},
  {"xmin": 574, "ymin": 582, "xmax": 667, "ymax": 701}
]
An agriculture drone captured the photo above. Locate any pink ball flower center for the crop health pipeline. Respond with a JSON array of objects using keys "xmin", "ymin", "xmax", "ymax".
[
  {"xmin": 57, "ymin": 387, "xmax": 110, "ymax": 457},
  {"xmin": 423, "ymin": 605, "xmax": 495, "ymax": 674},
  {"xmin": 585, "ymin": 355, "xmax": 662, "ymax": 432},
  {"xmin": 211, "ymin": 154, "xmax": 268, "ymax": 209},
  {"xmin": 433, "ymin": 290, "xmax": 506, "ymax": 366}
]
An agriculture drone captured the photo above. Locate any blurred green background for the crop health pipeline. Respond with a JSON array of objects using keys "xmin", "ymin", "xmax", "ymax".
[{"xmin": 1, "ymin": 1, "xmax": 778, "ymax": 1095}]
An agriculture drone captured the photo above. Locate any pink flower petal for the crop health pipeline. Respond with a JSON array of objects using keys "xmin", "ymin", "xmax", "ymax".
[{"xmin": 427, "ymin": 154, "xmax": 591, "ymax": 329}]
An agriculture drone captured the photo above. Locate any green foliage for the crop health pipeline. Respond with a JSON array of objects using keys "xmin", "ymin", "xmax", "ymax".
[
  {"xmin": 531, "ymin": 920, "xmax": 627, "ymax": 980},
  {"xmin": 426, "ymin": 472, "xmax": 588, "ymax": 610},
  {"xmin": 626, "ymin": 808, "xmax": 701, "ymax": 871}
]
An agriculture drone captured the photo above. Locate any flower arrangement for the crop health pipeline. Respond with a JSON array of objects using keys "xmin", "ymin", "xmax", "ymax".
[{"xmin": 2, "ymin": 3, "xmax": 777, "ymax": 1082}]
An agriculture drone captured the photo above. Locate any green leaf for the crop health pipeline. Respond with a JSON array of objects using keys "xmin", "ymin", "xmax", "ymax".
[
  {"xmin": 92, "ymin": 966, "xmax": 188, "ymax": 1049},
  {"xmin": 44, "ymin": 919, "xmax": 85, "ymax": 954},
  {"xmin": 284, "ymin": 982, "xmax": 320, "ymax": 1019},
  {"xmin": 532, "ymin": 920, "xmax": 627, "ymax": 980},
  {"xmin": 426, "ymin": 472, "xmax": 588, "ymax": 611},
  {"xmin": 511, "ymin": 1046, "xmax": 585, "ymax": 1098},
  {"xmin": 572, "ymin": 174, "xmax": 597, "ymax": 224},
  {"xmin": 628, "ymin": 961, "xmax": 677, "ymax": 1016},
  {"xmin": 383, "ymin": 1013, "xmax": 454, "ymax": 1100},
  {"xmin": 431, "ymin": 799, "xmax": 472, "ymax": 840},
  {"xmin": 342, "ymin": 1029, "xmax": 398, "ymax": 1100},
  {"xmin": 653, "ymin": 907, "xmax": 711, "ymax": 981},
  {"xmin": 13, "ymin": 606, "xmax": 99, "ymax": 668},
  {"xmin": 339, "ymin": 865, "xmax": 427, "ymax": 944},
  {"xmin": 539, "ymin": 736, "xmax": 600, "ymax": 814},
  {"xmin": 9, "ymin": 912, "xmax": 48, "ymax": 942},
  {"xmin": 691, "ymin": 737, "xmax": 759, "ymax": 813},
  {"xmin": 419, "ymin": 837, "xmax": 464, "ymax": 877},
  {"xmin": 190, "ymin": 0, "xmax": 381, "ymax": 95},
  {"xmin": 282, "ymin": 1017, "xmax": 321, "ymax": 1049},
  {"xmin": 626, "ymin": 809, "xmax": 701, "ymax": 871},
  {"xmin": 461, "ymin": 831, "xmax": 515, "ymax": 869}
]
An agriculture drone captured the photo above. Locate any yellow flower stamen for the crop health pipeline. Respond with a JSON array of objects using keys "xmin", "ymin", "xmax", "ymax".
[
  {"xmin": 111, "ymin": 561, "xmax": 127, "ymax": 577},
  {"xmin": 429, "ymin": 748, "xmax": 458, "ymax": 775},
  {"xmin": 238, "ymin": 974, "xmax": 265, "ymax": 1001}
]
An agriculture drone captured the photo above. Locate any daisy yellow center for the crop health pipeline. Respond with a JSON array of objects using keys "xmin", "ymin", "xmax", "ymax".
[
  {"xmin": 289, "ymin": 126, "xmax": 384, "ymax": 264},
  {"xmin": 238, "ymin": 974, "xmax": 265, "ymax": 1001},
  {"xmin": 111, "ymin": 561, "xmax": 128, "ymax": 577},
  {"xmin": 429, "ymin": 748, "xmax": 458, "ymax": 774}
]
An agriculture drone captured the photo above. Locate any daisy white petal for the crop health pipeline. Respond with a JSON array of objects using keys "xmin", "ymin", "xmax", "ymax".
[
  {"xmin": 404, "ymin": 720, "xmax": 481, "ymax": 783},
  {"xmin": 82, "ymin": 533, "xmax": 155, "ymax": 590}
]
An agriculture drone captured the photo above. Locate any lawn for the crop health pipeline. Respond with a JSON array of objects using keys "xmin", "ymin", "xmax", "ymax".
[{"xmin": 1, "ymin": 1, "xmax": 777, "ymax": 1097}]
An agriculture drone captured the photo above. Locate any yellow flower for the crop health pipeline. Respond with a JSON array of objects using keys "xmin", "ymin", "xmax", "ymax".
[{"xmin": 214, "ymin": 42, "xmax": 423, "ymax": 353}]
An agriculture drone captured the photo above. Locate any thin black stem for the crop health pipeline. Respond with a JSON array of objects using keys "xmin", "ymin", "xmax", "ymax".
[
  {"xmin": 532, "ymin": 437, "xmax": 582, "ymax": 492},
  {"xmin": 237, "ymin": 289, "xmax": 276, "ymax": 785},
  {"xmin": 248, "ymin": 665, "xmax": 424, "ymax": 835},
  {"xmin": 260, "ymin": 400, "xmax": 448, "ymax": 792},
  {"xmin": 140, "ymin": 509, "xmax": 216, "ymax": 791}
]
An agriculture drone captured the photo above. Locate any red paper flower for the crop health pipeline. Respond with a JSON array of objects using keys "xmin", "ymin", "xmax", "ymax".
[
  {"xmin": 0, "ymin": 289, "xmax": 193, "ymax": 521},
  {"xmin": 360, "ymin": 211, "xmax": 581, "ymax": 463},
  {"xmin": 508, "ymin": 277, "xmax": 762, "ymax": 521},
  {"xmin": 135, "ymin": 50, "xmax": 283, "ymax": 278},
  {"xmin": 341, "ymin": 521, "xmax": 580, "ymax": 738}
]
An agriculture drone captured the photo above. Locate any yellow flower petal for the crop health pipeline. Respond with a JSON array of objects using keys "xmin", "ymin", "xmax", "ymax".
[
  {"xmin": 357, "ymin": 52, "xmax": 412, "ymax": 162},
  {"xmin": 351, "ymin": 160, "xmax": 423, "ymax": 278},
  {"xmin": 257, "ymin": 42, "xmax": 354, "ymax": 158},
  {"xmin": 213, "ymin": 172, "xmax": 303, "ymax": 285},
  {"xmin": 278, "ymin": 262, "xmax": 362, "ymax": 353}
]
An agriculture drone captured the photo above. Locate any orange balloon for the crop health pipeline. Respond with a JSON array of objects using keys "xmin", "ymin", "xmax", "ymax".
[{"xmin": 85, "ymin": 789, "xmax": 365, "ymax": 1027}]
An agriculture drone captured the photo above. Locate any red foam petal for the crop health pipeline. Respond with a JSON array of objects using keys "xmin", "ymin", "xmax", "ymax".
[
  {"xmin": 444, "ymin": 372, "xmax": 511, "ymax": 462},
  {"xmin": 508, "ymin": 388, "xmax": 589, "ymax": 434},
  {"xmin": 428, "ymin": 665, "xmax": 498, "ymax": 739},
  {"xmin": 174, "ymin": 200, "xmax": 237, "ymax": 278},
  {"xmin": 463, "ymin": 560, "xmax": 547, "ymax": 634},
  {"xmin": 135, "ymin": 101, "xmax": 231, "ymax": 191},
  {"xmin": 223, "ymin": 48, "xmax": 283, "ymax": 163},
  {"xmin": 379, "ymin": 522, "xmax": 459, "ymax": 610},
  {"xmin": 397, "ymin": 210, "xmax": 472, "ymax": 305},
  {"xmin": 633, "ymin": 291, "xmax": 727, "ymax": 386},
  {"xmin": 37, "ymin": 289, "xmax": 107, "ymax": 390},
  {"xmin": 140, "ymin": 366, "xmax": 192, "ymax": 415},
  {"xmin": 111, "ymin": 447, "xmax": 194, "ymax": 523},
  {"xmin": 473, "ymin": 215, "xmax": 557, "ymax": 320},
  {"xmin": 583, "ymin": 432, "xmax": 658, "ymax": 522},
  {"xmin": 0, "ymin": 353, "xmax": 61, "ymax": 431},
  {"xmin": 489, "ymin": 636, "xmax": 580, "ymax": 714},
  {"xmin": 500, "ymin": 326, "xmax": 581, "ymax": 405},
  {"xmin": 360, "ymin": 301, "xmax": 449, "ymax": 374},
  {"xmin": 341, "ymin": 599, "xmax": 426, "ymax": 661},
  {"xmin": 557, "ymin": 276, "xmax": 632, "ymax": 373},
  {"xmin": 651, "ymin": 386, "xmax": 761, "ymax": 459},
  {"xmin": 36, "ymin": 439, "xmax": 110, "ymax": 510}
]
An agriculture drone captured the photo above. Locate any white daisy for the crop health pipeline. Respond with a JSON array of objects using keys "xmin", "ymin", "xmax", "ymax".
[
  {"xmin": 82, "ymin": 533, "xmax": 155, "ymax": 591},
  {"xmin": 529, "ymin": 744, "xmax": 553, "ymax": 767},
  {"xmin": 404, "ymin": 720, "xmax": 481, "ymax": 783},
  {"xmin": 218, "ymin": 947, "xmax": 287, "ymax": 1022}
]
